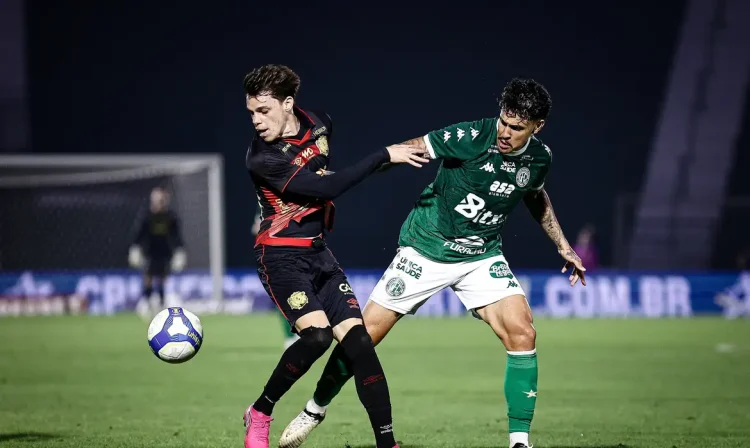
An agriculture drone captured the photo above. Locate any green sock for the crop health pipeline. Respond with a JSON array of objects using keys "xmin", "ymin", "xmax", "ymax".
[
  {"xmin": 505, "ymin": 350, "xmax": 538, "ymax": 435},
  {"xmin": 279, "ymin": 311, "xmax": 295, "ymax": 338},
  {"xmin": 312, "ymin": 344, "xmax": 354, "ymax": 407}
]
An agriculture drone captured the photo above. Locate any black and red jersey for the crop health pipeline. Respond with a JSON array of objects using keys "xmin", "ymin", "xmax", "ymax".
[
  {"xmin": 247, "ymin": 106, "xmax": 390, "ymax": 248},
  {"xmin": 247, "ymin": 107, "xmax": 334, "ymax": 246}
]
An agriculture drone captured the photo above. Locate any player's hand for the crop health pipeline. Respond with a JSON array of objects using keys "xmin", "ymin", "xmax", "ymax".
[
  {"xmin": 559, "ymin": 246, "xmax": 586, "ymax": 286},
  {"xmin": 128, "ymin": 245, "xmax": 144, "ymax": 268},
  {"xmin": 171, "ymin": 248, "xmax": 187, "ymax": 273},
  {"xmin": 386, "ymin": 144, "xmax": 430, "ymax": 168}
]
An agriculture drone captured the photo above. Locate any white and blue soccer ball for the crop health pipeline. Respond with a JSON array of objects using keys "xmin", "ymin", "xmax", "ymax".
[{"xmin": 147, "ymin": 307, "xmax": 204, "ymax": 363}]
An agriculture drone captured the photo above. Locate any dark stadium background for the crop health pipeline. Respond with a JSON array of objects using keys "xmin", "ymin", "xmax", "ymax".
[
  {"xmin": 7, "ymin": 0, "xmax": 750, "ymax": 270},
  {"xmin": 2, "ymin": 4, "xmax": 750, "ymax": 448}
]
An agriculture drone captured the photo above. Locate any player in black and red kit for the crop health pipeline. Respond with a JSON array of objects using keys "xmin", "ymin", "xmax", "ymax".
[{"xmin": 241, "ymin": 64, "xmax": 427, "ymax": 448}]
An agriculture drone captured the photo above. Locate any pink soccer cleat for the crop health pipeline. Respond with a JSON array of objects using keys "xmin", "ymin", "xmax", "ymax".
[{"xmin": 243, "ymin": 404, "xmax": 273, "ymax": 448}]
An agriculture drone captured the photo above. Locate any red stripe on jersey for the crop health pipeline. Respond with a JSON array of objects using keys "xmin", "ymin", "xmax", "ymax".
[
  {"xmin": 261, "ymin": 187, "xmax": 282, "ymax": 215},
  {"xmin": 283, "ymin": 108, "xmax": 317, "ymax": 146},
  {"xmin": 284, "ymin": 128, "xmax": 312, "ymax": 146},
  {"xmin": 295, "ymin": 107, "xmax": 315, "ymax": 125},
  {"xmin": 281, "ymin": 164, "xmax": 305, "ymax": 193}
]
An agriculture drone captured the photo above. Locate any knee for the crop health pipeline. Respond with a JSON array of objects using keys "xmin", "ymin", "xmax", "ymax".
[
  {"xmin": 298, "ymin": 326, "xmax": 334, "ymax": 355},
  {"xmin": 506, "ymin": 322, "xmax": 536, "ymax": 351},
  {"xmin": 340, "ymin": 325, "xmax": 374, "ymax": 360}
]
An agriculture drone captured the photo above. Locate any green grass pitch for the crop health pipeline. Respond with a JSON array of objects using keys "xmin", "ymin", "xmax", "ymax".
[{"xmin": 0, "ymin": 314, "xmax": 748, "ymax": 447}]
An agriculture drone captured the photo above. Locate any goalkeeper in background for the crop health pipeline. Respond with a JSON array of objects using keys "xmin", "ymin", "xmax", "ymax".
[
  {"xmin": 252, "ymin": 208, "xmax": 300, "ymax": 350},
  {"xmin": 129, "ymin": 187, "xmax": 187, "ymax": 315}
]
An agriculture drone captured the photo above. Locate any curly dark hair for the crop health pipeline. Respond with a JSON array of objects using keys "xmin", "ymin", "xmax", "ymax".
[
  {"xmin": 499, "ymin": 77, "xmax": 552, "ymax": 122},
  {"xmin": 243, "ymin": 64, "xmax": 300, "ymax": 100}
]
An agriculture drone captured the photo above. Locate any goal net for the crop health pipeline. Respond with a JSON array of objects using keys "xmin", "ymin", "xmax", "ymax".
[{"xmin": 0, "ymin": 154, "xmax": 225, "ymax": 311}]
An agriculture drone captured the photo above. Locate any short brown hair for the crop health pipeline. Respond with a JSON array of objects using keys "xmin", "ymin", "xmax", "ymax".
[{"xmin": 243, "ymin": 64, "xmax": 301, "ymax": 100}]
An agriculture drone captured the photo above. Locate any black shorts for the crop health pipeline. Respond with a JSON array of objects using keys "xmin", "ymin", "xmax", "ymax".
[
  {"xmin": 146, "ymin": 256, "xmax": 170, "ymax": 277},
  {"xmin": 255, "ymin": 244, "xmax": 362, "ymax": 331}
]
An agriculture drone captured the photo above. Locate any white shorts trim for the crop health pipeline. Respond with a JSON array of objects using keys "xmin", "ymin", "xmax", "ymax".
[
  {"xmin": 507, "ymin": 349, "xmax": 537, "ymax": 356},
  {"xmin": 368, "ymin": 246, "xmax": 526, "ymax": 315}
]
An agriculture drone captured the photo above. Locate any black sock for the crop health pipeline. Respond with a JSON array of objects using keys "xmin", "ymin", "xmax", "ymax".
[
  {"xmin": 253, "ymin": 326, "xmax": 333, "ymax": 416},
  {"xmin": 313, "ymin": 343, "xmax": 354, "ymax": 406},
  {"xmin": 142, "ymin": 285, "xmax": 153, "ymax": 299},
  {"xmin": 340, "ymin": 325, "xmax": 395, "ymax": 448}
]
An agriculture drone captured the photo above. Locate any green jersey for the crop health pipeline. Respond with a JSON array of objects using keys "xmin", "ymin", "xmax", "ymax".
[{"xmin": 397, "ymin": 117, "xmax": 552, "ymax": 263}]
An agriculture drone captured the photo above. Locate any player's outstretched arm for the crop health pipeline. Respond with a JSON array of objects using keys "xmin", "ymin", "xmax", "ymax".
[
  {"xmin": 283, "ymin": 145, "xmax": 428, "ymax": 200},
  {"xmin": 523, "ymin": 188, "xmax": 586, "ymax": 286},
  {"xmin": 377, "ymin": 137, "xmax": 430, "ymax": 172}
]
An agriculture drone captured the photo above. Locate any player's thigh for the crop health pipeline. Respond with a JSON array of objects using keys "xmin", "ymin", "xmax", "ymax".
[
  {"xmin": 454, "ymin": 256, "xmax": 534, "ymax": 348},
  {"xmin": 360, "ymin": 300, "xmax": 403, "ymax": 345},
  {"xmin": 296, "ymin": 311, "xmax": 333, "ymax": 333},
  {"xmin": 255, "ymin": 246, "xmax": 327, "ymax": 332},
  {"xmin": 453, "ymin": 254, "xmax": 528, "ymax": 317},
  {"xmin": 473, "ymin": 295, "xmax": 534, "ymax": 347},
  {"xmin": 368, "ymin": 246, "xmax": 462, "ymax": 315},
  {"xmin": 318, "ymin": 262, "xmax": 400, "ymax": 343},
  {"xmin": 315, "ymin": 250, "xmax": 364, "ymax": 341},
  {"xmin": 329, "ymin": 302, "xmax": 402, "ymax": 346}
]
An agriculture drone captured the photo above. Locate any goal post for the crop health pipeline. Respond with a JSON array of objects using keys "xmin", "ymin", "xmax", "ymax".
[{"xmin": 0, "ymin": 153, "xmax": 225, "ymax": 306}]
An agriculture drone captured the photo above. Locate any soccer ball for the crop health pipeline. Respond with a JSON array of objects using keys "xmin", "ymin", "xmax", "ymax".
[{"xmin": 147, "ymin": 307, "xmax": 204, "ymax": 363}]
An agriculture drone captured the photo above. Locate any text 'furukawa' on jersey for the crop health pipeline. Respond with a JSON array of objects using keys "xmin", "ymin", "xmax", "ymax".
[{"xmin": 398, "ymin": 117, "xmax": 552, "ymax": 262}]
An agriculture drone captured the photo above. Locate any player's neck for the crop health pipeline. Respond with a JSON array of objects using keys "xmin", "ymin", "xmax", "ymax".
[{"xmin": 280, "ymin": 115, "xmax": 301, "ymax": 139}]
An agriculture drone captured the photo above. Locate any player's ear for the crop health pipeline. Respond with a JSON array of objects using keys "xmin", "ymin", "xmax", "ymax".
[
  {"xmin": 283, "ymin": 96, "xmax": 294, "ymax": 113},
  {"xmin": 533, "ymin": 120, "xmax": 545, "ymax": 134}
]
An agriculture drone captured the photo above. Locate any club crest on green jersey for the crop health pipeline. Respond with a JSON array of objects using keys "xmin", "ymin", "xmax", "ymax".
[{"xmin": 515, "ymin": 167, "xmax": 531, "ymax": 187}]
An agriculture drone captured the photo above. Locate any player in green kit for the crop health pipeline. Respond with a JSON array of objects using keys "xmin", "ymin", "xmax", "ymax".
[{"xmin": 278, "ymin": 78, "xmax": 587, "ymax": 448}]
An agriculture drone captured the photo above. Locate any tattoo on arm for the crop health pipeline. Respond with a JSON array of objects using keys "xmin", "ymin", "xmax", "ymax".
[
  {"xmin": 398, "ymin": 137, "xmax": 429, "ymax": 158},
  {"xmin": 524, "ymin": 188, "xmax": 569, "ymax": 250},
  {"xmin": 378, "ymin": 136, "xmax": 429, "ymax": 172}
]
